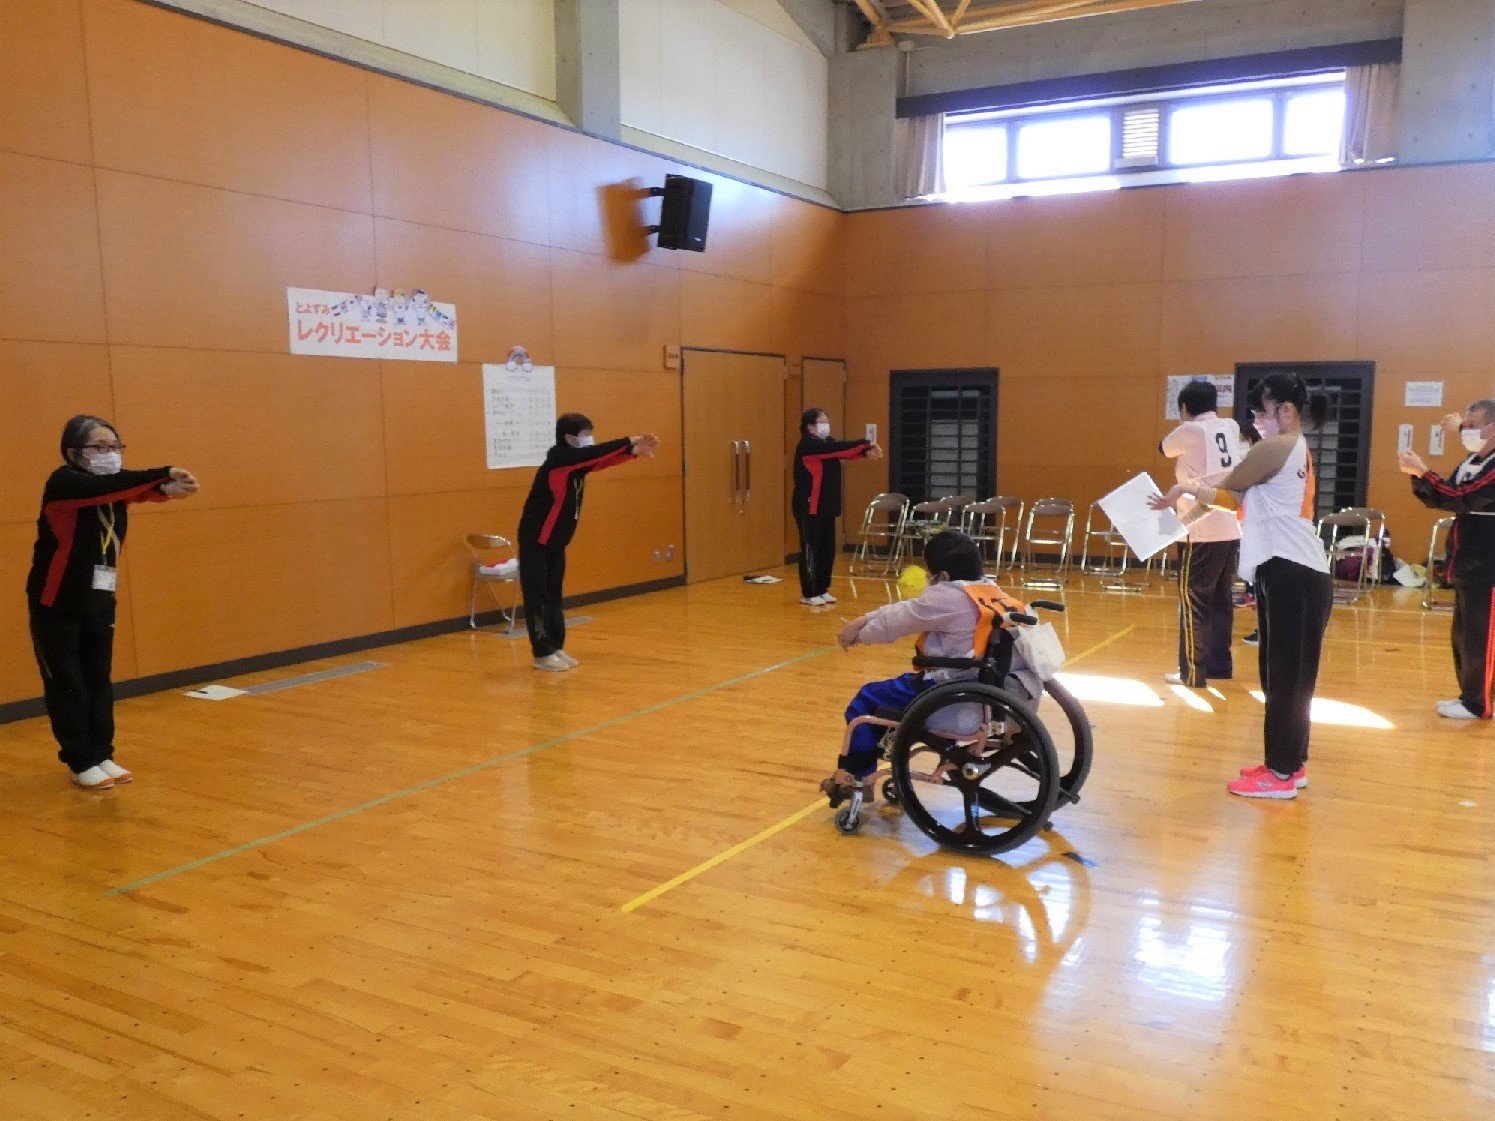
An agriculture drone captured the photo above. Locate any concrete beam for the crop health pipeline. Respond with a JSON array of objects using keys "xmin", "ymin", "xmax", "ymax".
[
  {"xmin": 772, "ymin": 0, "xmax": 839, "ymax": 56},
  {"xmin": 555, "ymin": 0, "xmax": 621, "ymax": 140},
  {"xmin": 830, "ymin": 46, "xmax": 900, "ymax": 208},
  {"xmin": 1399, "ymin": 0, "xmax": 1495, "ymax": 163},
  {"xmin": 903, "ymin": 0, "xmax": 1405, "ymax": 97}
]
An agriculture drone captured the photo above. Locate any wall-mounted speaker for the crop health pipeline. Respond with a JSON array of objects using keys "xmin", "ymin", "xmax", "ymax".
[{"xmin": 650, "ymin": 174, "xmax": 712, "ymax": 252}]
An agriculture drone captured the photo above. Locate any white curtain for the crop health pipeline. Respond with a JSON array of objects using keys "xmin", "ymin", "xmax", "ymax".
[
  {"xmin": 1341, "ymin": 62, "xmax": 1399, "ymax": 165},
  {"xmin": 897, "ymin": 113, "xmax": 946, "ymax": 199}
]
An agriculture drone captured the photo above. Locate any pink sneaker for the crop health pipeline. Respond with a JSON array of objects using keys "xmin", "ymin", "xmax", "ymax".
[
  {"xmin": 1228, "ymin": 768, "xmax": 1298, "ymax": 799},
  {"xmin": 1237, "ymin": 763, "xmax": 1307, "ymax": 789}
]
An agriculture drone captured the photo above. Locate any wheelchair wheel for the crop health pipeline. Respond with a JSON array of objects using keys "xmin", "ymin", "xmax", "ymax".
[
  {"xmin": 834, "ymin": 806, "xmax": 861, "ymax": 835},
  {"xmin": 889, "ymin": 683, "xmax": 1060, "ymax": 854},
  {"xmin": 881, "ymin": 778, "xmax": 899, "ymax": 805},
  {"xmin": 1041, "ymin": 677, "xmax": 1093, "ymax": 805}
]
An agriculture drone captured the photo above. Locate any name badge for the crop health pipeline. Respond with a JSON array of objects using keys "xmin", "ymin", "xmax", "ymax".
[{"xmin": 92, "ymin": 565, "xmax": 118, "ymax": 592}]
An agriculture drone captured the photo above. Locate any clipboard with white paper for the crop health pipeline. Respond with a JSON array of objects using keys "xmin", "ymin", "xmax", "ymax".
[{"xmin": 1096, "ymin": 473, "xmax": 1189, "ymax": 561}]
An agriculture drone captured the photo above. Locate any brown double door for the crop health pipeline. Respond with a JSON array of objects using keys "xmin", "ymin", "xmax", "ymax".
[{"xmin": 682, "ymin": 349, "xmax": 786, "ymax": 584}]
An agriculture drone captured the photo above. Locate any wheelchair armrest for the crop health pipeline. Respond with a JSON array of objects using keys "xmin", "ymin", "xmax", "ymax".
[{"xmin": 912, "ymin": 655, "xmax": 982, "ymax": 670}]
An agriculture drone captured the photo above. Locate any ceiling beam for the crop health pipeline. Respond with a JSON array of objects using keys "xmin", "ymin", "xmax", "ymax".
[
  {"xmin": 886, "ymin": 0, "xmax": 1202, "ymax": 37},
  {"xmin": 851, "ymin": 0, "xmax": 896, "ymax": 46},
  {"xmin": 769, "ymin": 0, "xmax": 837, "ymax": 57},
  {"xmin": 904, "ymin": 0, "xmax": 957, "ymax": 38}
]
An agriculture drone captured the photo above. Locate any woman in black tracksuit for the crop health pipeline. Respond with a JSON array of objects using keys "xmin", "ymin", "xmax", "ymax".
[
  {"xmin": 791, "ymin": 407, "xmax": 882, "ymax": 606},
  {"xmin": 27, "ymin": 415, "xmax": 199, "ymax": 790},
  {"xmin": 516, "ymin": 413, "xmax": 658, "ymax": 672}
]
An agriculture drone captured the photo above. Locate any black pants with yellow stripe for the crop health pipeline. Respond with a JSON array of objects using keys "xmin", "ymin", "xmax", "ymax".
[
  {"xmin": 1176, "ymin": 539, "xmax": 1239, "ymax": 687},
  {"xmin": 1451, "ymin": 582, "xmax": 1495, "ymax": 718}
]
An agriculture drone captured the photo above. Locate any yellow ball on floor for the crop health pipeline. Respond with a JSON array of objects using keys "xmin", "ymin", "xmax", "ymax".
[{"xmin": 897, "ymin": 565, "xmax": 928, "ymax": 594}]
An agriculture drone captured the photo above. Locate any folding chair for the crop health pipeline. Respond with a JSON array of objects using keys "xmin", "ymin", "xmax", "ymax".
[
  {"xmin": 1018, "ymin": 498, "xmax": 1075, "ymax": 588},
  {"xmin": 1317, "ymin": 511, "xmax": 1374, "ymax": 605},
  {"xmin": 962, "ymin": 496, "xmax": 1023, "ymax": 575},
  {"xmin": 851, "ymin": 493, "xmax": 910, "ymax": 576},
  {"xmin": 896, "ymin": 498, "xmax": 952, "ymax": 564},
  {"xmin": 937, "ymin": 496, "xmax": 975, "ymax": 527},
  {"xmin": 1079, "ymin": 501, "xmax": 1150, "ymax": 593},
  {"xmin": 1341, "ymin": 507, "xmax": 1388, "ymax": 584},
  {"xmin": 466, "ymin": 534, "xmax": 520, "ymax": 632},
  {"xmin": 1423, "ymin": 516, "xmax": 1455, "ymax": 612}
]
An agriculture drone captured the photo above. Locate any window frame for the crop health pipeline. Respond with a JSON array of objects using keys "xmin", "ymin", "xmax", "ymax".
[{"xmin": 941, "ymin": 73, "xmax": 1347, "ymax": 191}]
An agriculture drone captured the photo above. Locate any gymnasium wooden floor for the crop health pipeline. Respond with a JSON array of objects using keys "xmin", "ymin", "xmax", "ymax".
[{"xmin": 2, "ymin": 567, "xmax": 1493, "ymax": 1120}]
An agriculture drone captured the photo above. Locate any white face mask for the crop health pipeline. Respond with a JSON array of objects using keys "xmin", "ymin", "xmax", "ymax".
[
  {"xmin": 1253, "ymin": 413, "xmax": 1280, "ymax": 439},
  {"xmin": 81, "ymin": 450, "xmax": 122, "ymax": 475},
  {"xmin": 573, "ymin": 434, "xmax": 594, "ymax": 448},
  {"xmin": 1462, "ymin": 427, "xmax": 1487, "ymax": 453},
  {"xmin": 814, "ymin": 422, "xmax": 830, "ymax": 439}
]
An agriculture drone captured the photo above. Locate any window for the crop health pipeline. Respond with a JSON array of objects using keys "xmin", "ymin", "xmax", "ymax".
[
  {"xmin": 1168, "ymin": 98, "xmax": 1274, "ymax": 165},
  {"xmin": 889, "ymin": 370, "xmax": 998, "ymax": 504},
  {"xmin": 1016, "ymin": 115, "xmax": 1111, "ymax": 179},
  {"xmin": 944, "ymin": 122, "xmax": 1007, "ymax": 189},
  {"xmin": 939, "ymin": 73, "xmax": 1352, "ymax": 200},
  {"xmin": 1283, "ymin": 88, "xmax": 1346, "ymax": 156}
]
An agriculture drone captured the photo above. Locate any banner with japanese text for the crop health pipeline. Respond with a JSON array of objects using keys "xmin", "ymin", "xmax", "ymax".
[{"xmin": 288, "ymin": 286, "xmax": 458, "ymax": 361}]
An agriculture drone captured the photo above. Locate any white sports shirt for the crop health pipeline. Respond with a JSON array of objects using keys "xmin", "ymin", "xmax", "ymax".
[{"xmin": 1160, "ymin": 411, "xmax": 1243, "ymax": 543}]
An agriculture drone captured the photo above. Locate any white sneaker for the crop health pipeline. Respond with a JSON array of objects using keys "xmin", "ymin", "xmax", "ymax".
[
  {"xmin": 1436, "ymin": 699, "xmax": 1479, "ymax": 720},
  {"xmin": 820, "ymin": 593, "xmax": 838, "ymax": 604},
  {"xmin": 1164, "ymin": 672, "xmax": 1187, "ymax": 686},
  {"xmin": 72, "ymin": 765, "xmax": 115, "ymax": 790},
  {"xmin": 532, "ymin": 653, "xmax": 571, "ymax": 672},
  {"xmin": 554, "ymin": 651, "xmax": 579, "ymax": 668},
  {"xmin": 97, "ymin": 759, "xmax": 133, "ymax": 784},
  {"xmin": 800, "ymin": 595, "xmax": 826, "ymax": 606}
]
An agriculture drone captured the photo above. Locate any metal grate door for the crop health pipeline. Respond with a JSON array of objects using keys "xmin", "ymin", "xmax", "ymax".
[{"xmin": 889, "ymin": 370, "xmax": 998, "ymax": 504}]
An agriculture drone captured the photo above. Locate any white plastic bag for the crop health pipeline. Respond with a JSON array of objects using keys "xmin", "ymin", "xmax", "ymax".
[{"xmin": 1013, "ymin": 622, "xmax": 1066, "ymax": 681}]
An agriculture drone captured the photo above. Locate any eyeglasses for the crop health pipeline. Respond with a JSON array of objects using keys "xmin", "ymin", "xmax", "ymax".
[{"xmin": 81, "ymin": 443, "xmax": 125, "ymax": 453}]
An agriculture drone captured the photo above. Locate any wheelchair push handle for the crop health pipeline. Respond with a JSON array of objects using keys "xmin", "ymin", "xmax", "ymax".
[
  {"xmin": 1004, "ymin": 610, "xmax": 1039, "ymax": 627},
  {"xmin": 1028, "ymin": 599, "xmax": 1065, "ymax": 613}
]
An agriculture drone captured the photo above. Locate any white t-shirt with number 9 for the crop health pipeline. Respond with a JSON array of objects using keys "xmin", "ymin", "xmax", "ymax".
[{"xmin": 1161, "ymin": 411, "xmax": 1243, "ymax": 543}]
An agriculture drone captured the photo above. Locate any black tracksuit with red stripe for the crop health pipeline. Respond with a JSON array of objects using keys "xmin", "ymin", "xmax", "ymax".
[
  {"xmin": 1412, "ymin": 451, "xmax": 1495, "ymax": 717},
  {"xmin": 27, "ymin": 464, "xmax": 174, "ymax": 772},
  {"xmin": 792, "ymin": 435, "xmax": 872, "ymax": 599},
  {"xmin": 516, "ymin": 438, "xmax": 636, "ymax": 658}
]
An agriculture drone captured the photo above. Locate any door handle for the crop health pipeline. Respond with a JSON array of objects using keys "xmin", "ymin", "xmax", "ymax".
[
  {"xmin": 742, "ymin": 439, "xmax": 751, "ymax": 501},
  {"xmin": 730, "ymin": 440, "xmax": 740, "ymax": 504}
]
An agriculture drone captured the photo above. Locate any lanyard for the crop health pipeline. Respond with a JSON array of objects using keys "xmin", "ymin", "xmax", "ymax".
[{"xmin": 99, "ymin": 504, "xmax": 121, "ymax": 566}]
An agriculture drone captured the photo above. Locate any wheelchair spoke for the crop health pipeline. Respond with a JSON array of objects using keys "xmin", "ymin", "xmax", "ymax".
[{"xmin": 962, "ymin": 790, "xmax": 981, "ymax": 835}]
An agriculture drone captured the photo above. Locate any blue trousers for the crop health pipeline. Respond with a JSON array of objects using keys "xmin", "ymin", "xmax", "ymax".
[{"xmin": 841, "ymin": 672, "xmax": 929, "ymax": 777}]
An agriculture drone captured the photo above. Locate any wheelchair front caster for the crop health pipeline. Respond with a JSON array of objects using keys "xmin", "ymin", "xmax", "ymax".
[
  {"xmin": 881, "ymin": 778, "xmax": 899, "ymax": 805},
  {"xmin": 834, "ymin": 806, "xmax": 861, "ymax": 834}
]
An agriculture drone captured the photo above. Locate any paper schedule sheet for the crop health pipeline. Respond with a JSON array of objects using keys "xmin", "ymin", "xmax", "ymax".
[{"xmin": 1096, "ymin": 473, "xmax": 1189, "ymax": 561}]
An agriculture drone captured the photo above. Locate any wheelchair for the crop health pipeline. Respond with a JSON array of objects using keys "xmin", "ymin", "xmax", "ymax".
[{"xmin": 832, "ymin": 600, "xmax": 1093, "ymax": 855}]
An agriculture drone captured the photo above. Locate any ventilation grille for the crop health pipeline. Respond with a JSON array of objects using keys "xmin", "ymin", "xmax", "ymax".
[{"xmin": 1118, "ymin": 106, "xmax": 1161, "ymax": 167}]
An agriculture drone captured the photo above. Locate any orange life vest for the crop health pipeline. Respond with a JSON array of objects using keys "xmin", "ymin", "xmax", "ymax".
[{"xmin": 913, "ymin": 580, "xmax": 1029, "ymax": 670}]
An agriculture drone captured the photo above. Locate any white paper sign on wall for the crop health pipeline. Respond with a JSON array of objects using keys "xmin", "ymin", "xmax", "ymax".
[
  {"xmin": 1404, "ymin": 380, "xmax": 1444, "ymax": 407},
  {"xmin": 483, "ymin": 363, "xmax": 556, "ymax": 470},
  {"xmin": 288, "ymin": 286, "xmax": 457, "ymax": 361}
]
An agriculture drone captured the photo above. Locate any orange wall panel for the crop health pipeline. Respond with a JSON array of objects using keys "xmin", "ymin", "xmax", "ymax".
[
  {"xmin": 0, "ymin": 342, "xmax": 115, "ymax": 524},
  {"xmin": 382, "ymin": 362, "xmax": 518, "ymax": 497},
  {"xmin": 95, "ymin": 170, "xmax": 377, "ymax": 352},
  {"xmin": 373, "ymin": 218, "xmax": 554, "ymax": 367},
  {"xmin": 846, "ymin": 290, "xmax": 989, "ymax": 373},
  {"xmin": 846, "ymin": 203, "xmax": 988, "ymax": 298},
  {"xmin": 0, "ymin": 0, "xmax": 91, "ymax": 165},
  {"xmin": 990, "ymin": 283, "xmax": 1162, "ymax": 380},
  {"xmin": 554, "ymin": 368, "xmax": 684, "ymax": 481},
  {"xmin": 1359, "ymin": 163, "xmax": 1495, "ymax": 274},
  {"xmin": 1158, "ymin": 275, "xmax": 1360, "ymax": 373},
  {"xmin": 771, "ymin": 197, "xmax": 845, "ymax": 297},
  {"xmin": 109, "ymin": 347, "xmax": 388, "ymax": 510},
  {"xmin": 369, "ymin": 74, "xmax": 553, "ymax": 247},
  {"xmin": 1161, "ymin": 175, "xmax": 1365, "ymax": 280},
  {"xmin": 1355, "ymin": 269, "xmax": 1495, "ymax": 377},
  {"xmin": 780, "ymin": 289, "xmax": 846, "ymax": 360},
  {"xmin": 82, "ymin": 0, "xmax": 374, "ymax": 213},
  {"xmin": 386, "ymin": 487, "xmax": 528, "ymax": 629},
  {"xmin": 680, "ymin": 273, "xmax": 782, "ymax": 354},
  {"xmin": 983, "ymin": 188, "xmax": 1166, "ymax": 290},
  {"xmin": 560, "ymin": 474, "xmax": 685, "ymax": 596},
  {"xmin": 550, "ymin": 249, "xmax": 680, "ymax": 371},
  {"xmin": 545, "ymin": 128, "xmax": 677, "ymax": 262},
  {"xmin": 0, "ymin": 152, "xmax": 107, "ymax": 344},
  {"xmin": 125, "ymin": 500, "xmax": 396, "ymax": 675},
  {"xmin": 675, "ymin": 175, "xmax": 777, "ymax": 286}
]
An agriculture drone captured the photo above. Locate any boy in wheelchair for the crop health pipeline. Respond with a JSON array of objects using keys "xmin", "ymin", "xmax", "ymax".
[{"xmin": 821, "ymin": 530, "xmax": 1041, "ymax": 807}]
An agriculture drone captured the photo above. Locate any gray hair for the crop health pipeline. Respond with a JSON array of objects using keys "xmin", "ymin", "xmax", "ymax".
[{"xmin": 1469, "ymin": 399, "xmax": 1495, "ymax": 424}]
